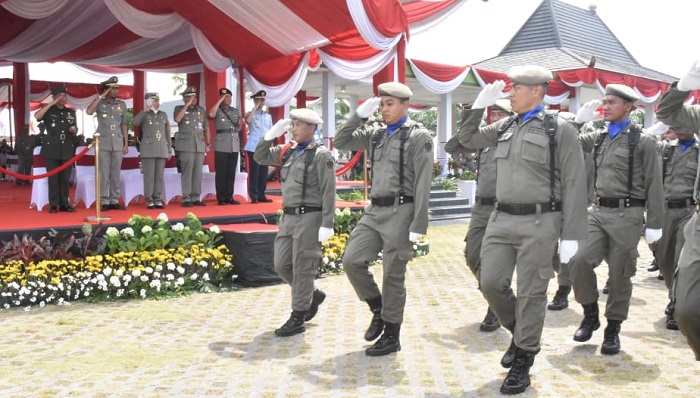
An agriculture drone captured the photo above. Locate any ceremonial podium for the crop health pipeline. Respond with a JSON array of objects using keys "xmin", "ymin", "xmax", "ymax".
[{"xmin": 219, "ymin": 223, "xmax": 282, "ymax": 287}]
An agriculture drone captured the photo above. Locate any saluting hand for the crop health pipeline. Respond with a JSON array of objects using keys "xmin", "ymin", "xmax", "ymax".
[
  {"xmin": 677, "ymin": 60, "xmax": 700, "ymax": 91},
  {"xmin": 472, "ymin": 80, "xmax": 505, "ymax": 109},
  {"xmin": 574, "ymin": 100, "xmax": 602, "ymax": 124}
]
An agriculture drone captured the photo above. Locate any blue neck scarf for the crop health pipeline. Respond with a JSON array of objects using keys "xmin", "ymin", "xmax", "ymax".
[
  {"xmin": 680, "ymin": 137, "xmax": 696, "ymax": 152},
  {"xmin": 387, "ymin": 115, "xmax": 408, "ymax": 136},
  {"xmin": 295, "ymin": 140, "xmax": 311, "ymax": 154},
  {"xmin": 519, "ymin": 105, "xmax": 544, "ymax": 123},
  {"xmin": 607, "ymin": 119, "xmax": 631, "ymax": 139}
]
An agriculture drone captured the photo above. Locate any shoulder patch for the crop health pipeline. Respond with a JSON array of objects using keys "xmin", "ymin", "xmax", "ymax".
[
  {"xmin": 425, "ymin": 141, "xmax": 433, "ymax": 151},
  {"xmin": 326, "ymin": 158, "xmax": 335, "ymax": 169}
]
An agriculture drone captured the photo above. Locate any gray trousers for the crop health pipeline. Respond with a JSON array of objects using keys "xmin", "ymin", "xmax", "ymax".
[
  {"xmin": 17, "ymin": 154, "xmax": 32, "ymax": 182},
  {"xmin": 570, "ymin": 206, "xmax": 644, "ymax": 321},
  {"xmin": 656, "ymin": 206, "xmax": 694, "ymax": 293},
  {"xmin": 274, "ymin": 212, "xmax": 323, "ymax": 311},
  {"xmin": 99, "ymin": 149, "xmax": 123, "ymax": 205},
  {"xmin": 674, "ymin": 209, "xmax": 700, "ymax": 360},
  {"xmin": 142, "ymin": 157, "xmax": 166, "ymax": 204},
  {"xmin": 178, "ymin": 151, "xmax": 204, "ymax": 202},
  {"xmin": 480, "ymin": 210, "xmax": 560, "ymax": 352},
  {"xmin": 343, "ymin": 203, "xmax": 414, "ymax": 323},
  {"xmin": 465, "ymin": 201, "xmax": 493, "ymax": 278}
]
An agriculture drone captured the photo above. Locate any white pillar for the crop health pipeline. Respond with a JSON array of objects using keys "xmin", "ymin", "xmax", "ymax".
[
  {"xmin": 569, "ymin": 86, "xmax": 581, "ymax": 113},
  {"xmin": 644, "ymin": 102, "xmax": 654, "ymax": 127},
  {"xmin": 436, "ymin": 92, "xmax": 453, "ymax": 177},
  {"xmin": 321, "ymin": 72, "xmax": 336, "ymax": 154}
]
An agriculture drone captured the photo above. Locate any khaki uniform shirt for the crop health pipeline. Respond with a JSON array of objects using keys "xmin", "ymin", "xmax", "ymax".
[
  {"xmin": 658, "ymin": 140, "xmax": 699, "ymax": 201},
  {"xmin": 132, "ymin": 109, "xmax": 172, "ymax": 158},
  {"xmin": 39, "ymin": 105, "xmax": 78, "ymax": 160},
  {"xmin": 94, "ymin": 98, "xmax": 128, "ymax": 151},
  {"xmin": 213, "ymin": 105, "xmax": 242, "ymax": 153},
  {"xmin": 174, "ymin": 105, "xmax": 207, "ymax": 153},
  {"xmin": 445, "ymin": 134, "xmax": 496, "ymax": 198}
]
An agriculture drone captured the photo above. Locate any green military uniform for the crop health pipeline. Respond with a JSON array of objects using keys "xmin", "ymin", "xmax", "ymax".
[
  {"xmin": 655, "ymin": 81, "xmax": 700, "ymax": 359},
  {"xmin": 38, "ymin": 104, "xmax": 78, "ymax": 210},
  {"xmin": 94, "ymin": 95, "xmax": 128, "ymax": 207},
  {"xmin": 132, "ymin": 96, "xmax": 172, "ymax": 208},
  {"xmin": 212, "ymin": 100, "xmax": 242, "ymax": 204},
  {"xmin": 174, "ymin": 101, "xmax": 207, "ymax": 205}
]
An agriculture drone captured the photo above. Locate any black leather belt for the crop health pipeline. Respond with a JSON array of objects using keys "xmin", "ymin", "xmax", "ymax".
[
  {"xmin": 496, "ymin": 201, "xmax": 562, "ymax": 215},
  {"xmin": 596, "ymin": 197, "xmax": 646, "ymax": 208},
  {"xmin": 283, "ymin": 206, "xmax": 322, "ymax": 215},
  {"xmin": 216, "ymin": 129, "xmax": 234, "ymax": 134},
  {"xmin": 371, "ymin": 195, "xmax": 414, "ymax": 206},
  {"xmin": 667, "ymin": 198, "xmax": 697, "ymax": 208},
  {"xmin": 476, "ymin": 196, "xmax": 496, "ymax": 206}
]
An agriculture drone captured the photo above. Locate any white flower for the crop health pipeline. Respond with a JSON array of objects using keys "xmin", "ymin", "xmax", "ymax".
[
  {"xmin": 142, "ymin": 225, "xmax": 153, "ymax": 234},
  {"xmin": 116, "ymin": 289, "xmax": 124, "ymax": 297},
  {"xmin": 109, "ymin": 276, "xmax": 121, "ymax": 287},
  {"xmin": 106, "ymin": 227, "xmax": 119, "ymax": 237},
  {"xmin": 166, "ymin": 262, "xmax": 176, "ymax": 271},
  {"xmin": 123, "ymin": 275, "xmax": 132, "ymax": 283},
  {"xmin": 176, "ymin": 277, "xmax": 185, "ymax": 286},
  {"xmin": 139, "ymin": 289, "xmax": 147, "ymax": 298},
  {"xmin": 166, "ymin": 274, "xmax": 175, "ymax": 281},
  {"xmin": 140, "ymin": 275, "xmax": 149, "ymax": 282},
  {"xmin": 157, "ymin": 213, "xmax": 169, "ymax": 222},
  {"xmin": 335, "ymin": 208, "xmax": 341, "ymax": 215},
  {"xmin": 199, "ymin": 260, "xmax": 208, "ymax": 267},
  {"xmin": 155, "ymin": 264, "xmax": 163, "ymax": 272},
  {"xmin": 145, "ymin": 267, "xmax": 153, "ymax": 274},
  {"xmin": 323, "ymin": 257, "xmax": 329, "ymax": 265},
  {"xmin": 172, "ymin": 223, "xmax": 185, "ymax": 232},
  {"xmin": 190, "ymin": 274, "xmax": 198, "ymax": 281},
  {"xmin": 149, "ymin": 280, "xmax": 161, "ymax": 290},
  {"xmin": 103, "ymin": 267, "xmax": 112, "ymax": 277},
  {"xmin": 96, "ymin": 274, "xmax": 106, "ymax": 282},
  {"xmin": 176, "ymin": 266, "xmax": 185, "ymax": 274},
  {"xmin": 132, "ymin": 270, "xmax": 141, "ymax": 277},
  {"xmin": 202, "ymin": 273, "xmax": 210, "ymax": 281},
  {"xmin": 209, "ymin": 225, "xmax": 220, "ymax": 234},
  {"xmin": 116, "ymin": 269, "xmax": 124, "ymax": 277},
  {"xmin": 121, "ymin": 227, "xmax": 135, "ymax": 237},
  {"xmin": 153, "ymin": 272, "xmax": 160, "ymax": 279},
  {"xmin": 184, "ymin": 258, "xmax": 193, "ymax": 266}
]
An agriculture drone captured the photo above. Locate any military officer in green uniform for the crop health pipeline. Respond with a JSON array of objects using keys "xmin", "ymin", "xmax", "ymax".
[
  {"xmin": 174, "ymin": 86, "xmax": 210, "ymax": 207},
  {"xmin": 86, "ymin": 76, "xmax": 129, "ymax": 211},
  {"xmin": 254, "ymin": 108, "xmax": 335, "ymax": 337},
  {"xmin": 445, "ymin": 99, "xmax": 513, "ymax": 332},
  {"xmin": 570, "ymin": 84, "xmax": 664, "ymax": 356},
  {"xmin": 654, "ymin": 60, "xmax": 700, "ymax": 360},
  {"xmin": 132, "ymin": 92, "xmax": 172, "ymax": 209},
  {"xmin": 34, "ymin": 86, "xmax": 79, "ymax": 213},
  {"xmin": 208, "ymin": 87, "xmax": 243, "ymax": 205},
  {"xmin": 335, "ymin": 82, "xmax": 434, "ymax": 357},
  {"xmin": 454, "ymin": 66, "xmax": 588, "ymax": 394}
]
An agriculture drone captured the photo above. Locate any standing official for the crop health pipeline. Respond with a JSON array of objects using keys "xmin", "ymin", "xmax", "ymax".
[
  {"xmin": 244, "ymin": 90, "xmax": 273, "ymax": 203},
  {"xmin": 86, "ymin": 76, "xmax": 128, "ymax": 211},
  {"xmin": 35, "ymin": 86, "xmax": 79, "ymax": 213},
  {"xmin": 132, "ymin": 92, "xmax": 172, "ymax": 209},
  {"xmin": 254, "ymin": 109, "xmax": 335, "ymax": 337},
  {"xmin": 208, "ymin": 88, "xmax": 243, "ymax": 205},
  {"xmin": 570, "ymin": 84, "xmax": 664, "ymax": 356},
  {"xmin": 654, "ymin": 60, "xmax": 700, "ymax": 360},
  {"xmin": 453, "ymin": 66, "xmax": 587, "ymax": 394},
  {"xmin": 174, "ymin": 86, "xmax": 209, "ymax": 207},
  {"xmin": 16, "ymin": 124, "xmax": 36, "ymax": 185},
  {"xmin": 335, "ymin": 82, "xmax": 434, "ymax": 357}
]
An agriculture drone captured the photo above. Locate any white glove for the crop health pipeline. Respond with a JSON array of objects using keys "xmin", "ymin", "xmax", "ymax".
[
  {"xmin": 409, "ymin": 232, "xmax": 424, "ymax": 242},
  {"xmin": 677, "ymin": 60, "xmax": 700, "ymax": 91},
  {"xmin": 646, "ymin": 121, "xmax": 669, "ymax": 136},
  {"xmin": 574, "ymin": 100, "xmax": 603, "ymax": 123},
  {"xmin": 645, "ymin": 228, "xmax": 663, "ymax": 244},
  {"xmin": 356, "ymin": 97, "xmax": 381, "ymax": 119},
  {"xmin": 472, "ymin": 80, "xmax": 506, "ymax": 109},
  {"xmin": 558, "ymin": 240, "xmax": 578, "ymax": 264},
  {"xmin": 318, "ymin": 227, "xmax": 334, "ymax": 243},
  {"xmin": 263, "ymin": 118, "xmax": 290, "ymax": 141}
]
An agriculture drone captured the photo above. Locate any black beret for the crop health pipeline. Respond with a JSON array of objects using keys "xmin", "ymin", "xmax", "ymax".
[
  {"xmin": 219, "ymin": 88, "xmax": 232, "ymax": 96},
  {"xmin": 180, "ymin": 86, "xmax": 197, "ymax": 97},
  {"xmin": 100, "ymin": 76, "xmax": 119, "ymax": 90},
  {"xmin": 51, "ymin": 86, "xmax": 67, "ymax": 96},
  {"xmin": 251, "ymin": 90, "xmax": 266, "ymax": 99}
]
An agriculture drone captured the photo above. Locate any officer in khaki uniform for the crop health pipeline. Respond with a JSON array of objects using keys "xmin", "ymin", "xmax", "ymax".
[
  {"xmin": 335, "ymin": 82, "xmax": 434, "ymax": 357},
  {"xmin": 208, "ymin": 87, "xmax": 243, "ymax": 205},
  {"xmin": 132, "ymin": 92, "xmax": 172, "ymax": 209},
  {"xmin": 454, "ymin": 66, "xmax": 588, "ymax": 394},
  {"xmin": 86, "ymin": 76, "xmax": 129, "ymax": 211},
  {"xmin": 35, "ymin": 86, "xmax": 79, "ymax": 213},
  {"xmin": 654, "ymin": 61, "xmax": 700, "ymax": 360},
  {"xmin": 445, "ymin": 99, "xmax": 513, "ymax": 332},
  {"xmin": 571, "ymin": 84, "xmax": 664, "ymax": 356},
  {"xmin": 174, "ymin": 86, "xmax": 209, "ymax": 207},
  {"xmin": 254, "ymin": 108, "xmax": 335, "ymax": 337}
]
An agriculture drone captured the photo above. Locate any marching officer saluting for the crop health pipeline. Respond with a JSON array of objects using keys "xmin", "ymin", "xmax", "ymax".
[
  {"xmin": 254, "ymin": 108, "xmax": 335, "ymax": 337},
  {"xmin": 208, "ymin": 87, "xmax": 243, "ymax": 205},
  {"xmin": 35, "ymin": 86, "xmax": 79, "ymax": 213},
  {"xmin": 174, "ymin": 86, "xmax": 209, "ymax": 207}
]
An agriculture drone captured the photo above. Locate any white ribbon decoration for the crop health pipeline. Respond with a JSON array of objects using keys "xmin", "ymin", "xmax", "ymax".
[
  {"xmin": 191, "ymin": 26, "xmax": 231, "ymax": 72},
  {"xmin": 1, "ymin": 0, "xmax": 69, "ymax": 19},
  {"xmin": 347, "ymin": 0, "xmax": 402, "ymax": 51},
  {"xmin": 245, "ymin": 53, "xmax": 311, "ymax": 107},
  {"xmin": 104, "ymin": 0, "xmax": 186, "ymax": 39},
  {"xmin": 409, "ymin": 59, "xmax": 470, "ymax": 94},
  {"xmin": 318, "ymin": 47, "xmax": 396, "ymax": 81}
]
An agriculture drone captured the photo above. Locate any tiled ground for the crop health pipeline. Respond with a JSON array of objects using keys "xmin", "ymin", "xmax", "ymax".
[{"xmin": 1, "ymin": 222, "xmax": 698, "ymax": 397}]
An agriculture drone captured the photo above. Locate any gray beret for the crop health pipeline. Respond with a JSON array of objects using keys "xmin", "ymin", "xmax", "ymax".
[
  {"xmin": 290, "ymin": 108, "xmax": 323, "ymax": 125},
  {"xmin": 491, "ymin": 99, "xmax": 513, "ymax": 114},
  {"xmin": 378, "ymin": 82, "xmax": 413, "ymax": 99},
  {"xmin": 507, "ymin": 65, "xmax": 552, "ymax": 85},
  {"xmin": 605, "ymin": 84, "xmax": 639, "ymax": 102}
]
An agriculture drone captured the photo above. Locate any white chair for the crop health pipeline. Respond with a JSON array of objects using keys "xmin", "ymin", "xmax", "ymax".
[
  {"xmin": 119, "ymin": 146, "xmax": 143, "ymax": 207},
  {"xmin": 201, "ymin": 164, "xmax": 216, "ymax": 200},
  {"xmin": 29, "ymin": 147, "xmax": 49, "ymax": 211},
  {"xmin": 73, "ymin": 146, "xmax": 97, "ymax": 208},
  {"xmin": 163, "ymin": 155, "xmax": 182, "ymax": 204},
  {"xmin": 234, "ymin": 156, "xmax": 249, "ymax": 201}
]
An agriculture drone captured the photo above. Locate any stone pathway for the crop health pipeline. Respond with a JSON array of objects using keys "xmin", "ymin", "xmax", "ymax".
[{"xmin": 0, "ymin": 222, "xmax": 698, "ymax": 397}]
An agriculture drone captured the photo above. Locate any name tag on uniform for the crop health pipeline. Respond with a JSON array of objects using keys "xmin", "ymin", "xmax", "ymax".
[{"xmin": 498, "ymin": 132, "xmax": 513, "ymax": 142}]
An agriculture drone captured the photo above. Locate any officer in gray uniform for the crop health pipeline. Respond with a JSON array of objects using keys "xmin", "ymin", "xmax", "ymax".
[
  {"xmin": 254, "ymin": 108, "xmax": 335, "ymax": 337},
  {"xmin": 654, "ymin": 61, "xmax": 700, "ymax": 360},
  {"xmin": 335, "ymin": 82, "xmax": 434, "ymax": 357},
  {"xmin": 86, "ymin": 76, "xmax": 128, "ymax": 211},
  {"xmin": 445, "ymin": 99, "xmax": 513, "ymax": 332},
  {"xmin": 34, "ymin": 86, "xmax": 79, "ymax": 213},
  {"xmin": 208, "ymin": 87, "xmax": 243, "ymax": 205},
  {"xmin": 571, "ymin": 84, "xmax": 664, "ymax": 356},
  {"xmin": 454, "ymin": 66, "xmax": 588, "ymax": 394},
  {"xmin": 174, "ymin": 86, "xmax": 209, "ymax": 207},
  {"xmin": 132, "ymin": 92, "xmax": 172, "ymax": 209}
]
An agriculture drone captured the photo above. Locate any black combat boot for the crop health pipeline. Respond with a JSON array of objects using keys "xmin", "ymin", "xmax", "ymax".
[
  {"xmin": 501, "ymin": 339, "xmax": 517, "ymax": 368},
  {"xmin": 364, "ymin": 296, "xmax": 384, "ymax": 341},
  {"xmin": 274, "ymin": 310, "xmax": 306, "ymax": 337},
  {"xmin": 304, "ymin": 289, "xmax": 327, "ymax": 322},
  {"xmin": 601, "ymin": 319, "xmax": 622, "ymax": 355},
  {"xmin": 574, "ymin": 302, "xmax": 600, "ymax": 342},
  {"xmin": 647, "ymin": 258, "xmax": 659, "ymax": 272},
  {"xmin": 547, "ymin": 285, "xmax": 571, "ymax": 311},
  {"xmin": 500, "ymin": 347, "xmax": 536, "ymax": 395},
  {"xmin": 479, "ymin": 307, "xmax": 501, "ymax": 332},
  {"xmin": 365, "ymin": 322, "xmax": 401, "ymax": 356},
  {"xmin": 666, "ymin": 312, "xmax": 679, "ymax": 330}
]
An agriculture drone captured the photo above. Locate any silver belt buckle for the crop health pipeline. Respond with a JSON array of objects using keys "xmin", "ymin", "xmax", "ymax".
[{"xmin": 59, "ymin": 133, "xmax": 66, "ymax": 141}]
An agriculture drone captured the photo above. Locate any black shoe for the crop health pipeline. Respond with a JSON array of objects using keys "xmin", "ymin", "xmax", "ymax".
[
  {"xmin": 251, "ymin": 199, "xmax": 259, "ymax": 204},
  {"xmin": 666, "ymin": 313, "xmax": 679, "ymax": 330},
  {"xmin": 304, "ymin": 289, "xmax": 326, "ymax": 322},
  {"xmin": 274, "ymin": 310, "xmax": 306, "ymax": 337},
  {"xmin": 181, "ymin": 201, "xmax": 193, "ymax": 207},
  {"xmin": 602, "ymin": 280, "xmax": 610, "ymax": 294},
  {"xmin": 192, "ymin": 200, "xmax": 207, "ymax": 206},
  {"xmin": 218, "ymin": 201, "xmax": 226, "ymax": 205},
  {"xmin": 109, "ymin": 203, "xmax": 126, "ymax": 210},
  {"xmin": 479, "ymin": 308, "xmax": 501, "ymax": 332},
  {"xmin": 647, "ymin": 259, "xmax": 659, "ymax": 272},
  {"xmin": 601, "ymin": 320, "xmax": 621, "ymax": 355},
  {"xmin": 228, "ymin": 199, "xmax": 241, "ymax": 205},
  {"xmin": 657, "ymin": 273, "xmax": 664, "ymax": 281},
  {"xmin": 100, "ymin": 204, "xmax": 110, "ymax": 211},
  {"xmin": 154, "ymin": 202, "xmax": 165, "ymax": 209},
  {"xmin": 147, "ymin": 202, "xmax": 156, "ymax": 209},
  {"xmin": 366, "ymin": 322, "xmax": 401, "ymax": 356},
  {"xmin": 501, "ymin": 339, "xmax": 517, "ymax": 368},
  {"xmin": 364, "ymin": 296, "xmax": 384, "ymax": 341},
  {"xmin": 49, "ymin": 206, "xmax": 58, "ymax": 213},
  {"xmin": 574, "ymin": 302, "xmax": 600, "ymax": 342},
  {"xmin": 59, "ymin": 205, "xmax": 76, "ymax": 212},
  {"xmin": 500, "ymin": 348, "xmax": 536, "ymax": 395},
  {"xmin": 547, "ymin": 285, "xmax": 571, "ymax": 311},
  {"xmin": 259, "ymin": 197, "xmax": 273, "ymax": 203}
]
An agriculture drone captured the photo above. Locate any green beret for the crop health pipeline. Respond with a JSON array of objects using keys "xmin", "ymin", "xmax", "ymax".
[
  {"xmin": 378, "ymin": 82, "xmax": 412, "ymax": 99},
  {"xmin": 51, "ymin": 86, "xmax": 67, "ymax": 96},
  {"xmin": 101, "ymin": 76, "xmax": 119, "ymax": 89},
  {"xmin": 251, "ymin": 90, "xmax": 266, "ymax": 99},
  {"xmin": 219, "ymin": 88, "xmax": 232, "ymax": 96},
  {"xmin": 290, "ymin": 108, "xmax": 323, "ymax": 125},
  {"xmin": 180, "ymin": 86, "xmax": 197, "ymax": 97},
  {"xmin": 145, "ymin": 92, "xmax": 159, "ymax": 100},
  {"xmin": 507, "ymin": 65, "xmax": 552, "ymax": 85},
  {"xmin": 605, "ymin": 84, "xmax": 639, "ymax": 102},
  {"xmin": 491, "ymin": 99, "xmax": 513, "ymax": 114}
]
